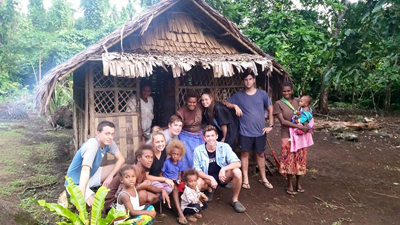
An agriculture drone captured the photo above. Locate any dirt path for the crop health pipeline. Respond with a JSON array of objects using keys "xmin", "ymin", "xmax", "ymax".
[{"xmin": 0, "ymin": 114, "xmax": 399, "ymax": 224}]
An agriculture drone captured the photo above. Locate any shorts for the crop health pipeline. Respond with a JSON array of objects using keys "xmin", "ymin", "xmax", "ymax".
[
  {"xmin": 238, "ymin": 134, "xmax": 266, "ymax": 153},
  {"xmin": 151, "ymin": 181, "xmax": 173, "ymax": 194},
  {"xmin": 210, "ymin": 174, "xmax": 227, "ymax": 188},
  {"xmin": 66, "ymin": 167, "xmax": 102, "ymax": 201}
]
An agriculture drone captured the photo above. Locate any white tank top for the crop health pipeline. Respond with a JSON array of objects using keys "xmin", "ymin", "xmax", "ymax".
[{"xmin": 115, "ymin": 188, "xmax": 145, "ymax": 213}]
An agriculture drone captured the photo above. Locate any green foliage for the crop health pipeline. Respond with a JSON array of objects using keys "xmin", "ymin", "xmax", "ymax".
[
  {"xmin": 46, "ymin": 0, "xmax": 74, "ymax": 32},
  {"xmin": 34, "ymin": 177, "xmax": 129, "ymax": 225},
  {"xmin": 81, "ymin": 0, "xmax": 110, "ymax": 30},
  {"xmin": 28, "ymin": 0, "xmax": 46, "ymax": 29}
]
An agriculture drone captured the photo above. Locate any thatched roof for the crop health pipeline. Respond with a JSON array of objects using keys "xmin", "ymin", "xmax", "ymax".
[
  {"xmin": 35, "ymin": 0, "xmax": 289, "ymax": 115},
  {"xmin": 101, "ymin": 52, "xmax": 273, "ymax": 78}
]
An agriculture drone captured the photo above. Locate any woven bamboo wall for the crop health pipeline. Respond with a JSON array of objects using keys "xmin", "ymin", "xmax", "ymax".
[
  {"xmin": 126, "ymin": 12, "xmax": 238, "ymax": 54},
  {"xmin": 90, "ymin": 63, "xmax": 141, "ymax": 164}
]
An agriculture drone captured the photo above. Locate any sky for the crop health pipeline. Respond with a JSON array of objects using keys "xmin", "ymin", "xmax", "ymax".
[{"xmin": 18, "ymin": 0, "xmax": 142, "ymax": 18}]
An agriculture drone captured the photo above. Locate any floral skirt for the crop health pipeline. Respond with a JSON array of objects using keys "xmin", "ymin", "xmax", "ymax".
[
  {"xmin": 279, "ymin": 138, "xmax": 307, "ymax": 176},
  {"xmin": 115, "ymin": 205, "xmax": 155, "ymax": 225}
]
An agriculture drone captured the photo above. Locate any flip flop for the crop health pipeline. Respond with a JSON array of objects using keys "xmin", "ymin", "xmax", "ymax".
[
  {"xmin": 286, "ymin": 189, "xmax": 297, "ymax": 196},
  {"xmin": 297, "ymin": 188, "xmax": 305, "ymax": 193},
  {"xmin": 187, "ymin": 215, "xmax": 197, "ymax": 222},
  {"xmin": 177, "ymin": 216, "xmax": 188, "ymax": 225},
  {"xmin": 258, "ymin": 179, "xmax": 273, "ymax": 189},
  {"xmin": 242, "ymin": 182, "xmax": 250, "ymax": 189}
]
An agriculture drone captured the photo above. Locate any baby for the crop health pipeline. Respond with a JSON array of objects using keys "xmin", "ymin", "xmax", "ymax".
[
  {"xmin": 292, "ymin": 95, "xmax": 313, "ymax": 134},
  {"xmin": 180, "ymin": 169, "xmax": 208, "ymax": 222}
]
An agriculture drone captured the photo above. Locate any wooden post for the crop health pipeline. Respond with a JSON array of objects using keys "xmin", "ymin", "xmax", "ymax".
[
  {"xmin": 89, "ymin": 63, "xmax": 95, "ymax": 137},
  {"xmin": 175, "ymin": 77, "xmax": 180, "ymax": 110},
  {"xmin": 73, "ymin": 96, "xmax": 78, "ymax": 151},
  {"xmin": 114, "ymin": 76, "xmax": 119, "ymax": 113},
  {"xmin": 84, "ymin": 66, "xmax": 89, "ymax": 140}
]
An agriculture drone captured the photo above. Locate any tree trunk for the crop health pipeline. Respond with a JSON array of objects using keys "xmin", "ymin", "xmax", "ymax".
[
  {"xmin": 319, "ymin": 84, "xmax": 329, "ymax": 114},
  {"xmin": 39, "ymin": 51, "xmax": 42, "ymax": 82},
  {"xmin": 318, "ymin": 0, "xmax": 348, "ymax": 114},
  {"xmin": 385, "ymin": 79, "xmax": 392, "ymax": 109}
]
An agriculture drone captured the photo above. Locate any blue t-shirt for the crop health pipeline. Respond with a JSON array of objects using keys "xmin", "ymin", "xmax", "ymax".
[
  {"xmin": 228, "ymin": 89, "xmax": 272, "ymax": 137},
  {"xmin": 161, "ymin": 158, "xmax": 184, "ymax": 180},
  {"xmin": 65, "ymin": 137, "xmax": 119, "ymax": 185}
]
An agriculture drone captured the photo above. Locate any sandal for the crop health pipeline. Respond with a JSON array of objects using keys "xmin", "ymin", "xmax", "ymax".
[
  {"xmin": 177, "ymin": 216, "xmax": 188, "ymax": 225},
  {"xmin": 194, "ymin": 213, "xmax": 203, "ymax": 218},
  {"xmin": 258, "ymin": 179, "xmax": 273, "ymax": 189},
  {"xmin": 286, "ymin": 189, "xmax": 297, "ymax": 196},
  {"xmin": 187, "ymin": 215, "xmax": 197, "ymax": 222},
  {"xmin": 297, "ymin": 188, "xmax": 305, "ymax": 193},
  {"xmin": 242, "ymin": 182, "xmax": 251, "ymax": 189}
]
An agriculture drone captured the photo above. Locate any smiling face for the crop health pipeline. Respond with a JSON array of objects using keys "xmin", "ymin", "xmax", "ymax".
[
  {"xmin": 243, "ymin": 74, "xmax": 256, "ymax": 89},
  {"xmin": 204, "ymin": 130, "xmax": 218, "ymax": 147},
  {"xmin": 138, "ymin": 149, "xmax": 154, "ymax": 169},
  {"xmin": 152, "ymin": 134, "xmax": 166, "ymax": 152},
  {"xmin": 186, "ymin": 174, "xmax": 198, "ymax": 190},
  {"xmin": 201, "ymin": 94, "xmax": 212, "ymax": 108},
  {"xmin": 186, "ymin": 97, "xmax": 198, "ymax": 111},
  {"xmin": 120, "ymin": 169, "xmax": 136, "ymax": 188},
  {"xmin": 96, "ymin": 126, "xmax": 115, "ymax": 147},
  {"xmin": 282, "ymin": 86, "xmax": 293, "ymax": 100},
  {"xmin": 141, "ymin": 86, "xmax": 151, "ymax": 99},
  {"xmin": 168, "ymin": 121, "xmax": 183, "ymax": 137}
]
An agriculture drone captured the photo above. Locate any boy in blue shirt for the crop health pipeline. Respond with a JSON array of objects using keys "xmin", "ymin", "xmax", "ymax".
[
  {"xmin": 193, "ymin": 125, "xmax": 246, "ymax": 213},
  {"xmin": 225, "ymin": 71, "xmax": 274, "ymax": 190},
  {"xmin": 66, "ymin": 121, "xmax": 125, "ymax": 206}
]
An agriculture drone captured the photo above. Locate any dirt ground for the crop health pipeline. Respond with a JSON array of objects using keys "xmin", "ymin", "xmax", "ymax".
[{"xmin": 0, "ymin": 110, "xmax": 399, "ymax": 225}]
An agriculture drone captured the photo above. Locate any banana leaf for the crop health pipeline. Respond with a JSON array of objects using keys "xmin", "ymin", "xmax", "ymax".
[
  {"xmin": 100, "ymin": 207, "xmax": 129, "ymax": 225},
  {"xmin": 34, "ymin": 199, "xmax": 82, "ymax": 225},
  {"xmin": 90, "ymin": 186, "xmax": 109, "ymax": 225},
  {"xmin": 65, "ymin": 176, "xmax": 89, "ymax": 224}
]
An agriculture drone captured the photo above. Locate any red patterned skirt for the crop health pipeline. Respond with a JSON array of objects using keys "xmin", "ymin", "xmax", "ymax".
[{"xmin": 279, "ymin": 138, "xmax": 307, "ymax": 176}]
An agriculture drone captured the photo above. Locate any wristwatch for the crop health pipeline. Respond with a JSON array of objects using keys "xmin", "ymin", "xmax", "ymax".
[{"xmin": 268, "ymin": 124, "xmax": 274, "ymax": 128}]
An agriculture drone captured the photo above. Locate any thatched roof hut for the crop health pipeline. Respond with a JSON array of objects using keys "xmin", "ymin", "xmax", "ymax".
[{"xmin": 35, "ymin": 0, "xmax": 290, "ymax": 162}]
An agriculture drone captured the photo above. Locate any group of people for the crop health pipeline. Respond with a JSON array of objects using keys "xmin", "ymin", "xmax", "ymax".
[{"xmin": 65, "ymin": 71, "xmax": 314, "ymax": 224}]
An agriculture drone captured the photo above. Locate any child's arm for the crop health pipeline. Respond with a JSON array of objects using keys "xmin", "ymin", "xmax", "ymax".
[
  {"xmin": 120, "ymin": 192, "xmax": 156, "ymax": 218},
  {"xmin": 200, "ymin": 192, "xmax": 208, "ymax": 202}
]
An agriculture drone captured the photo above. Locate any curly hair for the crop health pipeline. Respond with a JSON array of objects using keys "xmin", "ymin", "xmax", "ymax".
[
  {"xmin": 166, "ymin": 139, "xmax": 186, "ymax": 156},
  {"xmin": 182, "ymin": 169, "xmax": 199, "ymax": 182},
  {"xmin": 119, "ymin": 164, "xmax": 136, "ymax": 177}
]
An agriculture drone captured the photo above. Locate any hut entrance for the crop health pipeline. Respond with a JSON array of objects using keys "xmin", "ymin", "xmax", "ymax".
[
  {"xmin": 89, "ymin": 62, "xmax": 141, "ymax": 164},
  {"xmin": 176, "ymin": 66, "xmax": 244, "ymax": 108}
]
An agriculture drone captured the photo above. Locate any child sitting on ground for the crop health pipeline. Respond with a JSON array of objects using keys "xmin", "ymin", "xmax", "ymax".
[
  {"xmin": 180, "ymin": 169, "xmax": 208, "ymax": 222},
  {"xmin": 161, "ymin": 139, "xmax": 186, "ymax": 187},
  {"xmin": 114, "ymin": 165, "xmax": 156, "ymax": 225},
  {"xmin": 292, "ymin": 95, "xmax": 313, "ymax": 135}
]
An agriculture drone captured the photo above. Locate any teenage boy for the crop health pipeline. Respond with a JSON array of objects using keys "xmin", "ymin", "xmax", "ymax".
[
  {"xmin": 193, "ymin": 125, "xmax": 246, "ymax": 213},
  {"xmin": 65, "ymin": 121, "xmax": 125, "ymax": 206},
  {"xmin": 226, "ymin": 71, "xmax": 274, "ymax": 190}
]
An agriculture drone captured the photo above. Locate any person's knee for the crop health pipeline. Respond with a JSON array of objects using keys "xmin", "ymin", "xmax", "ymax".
[
  {"xmin": 256, "ymin": 152, "xmax": 264, "ymax": 158},
  {"xmin": 241, "ymin": 151, "xmax": 250, "ymax": 157},
  {"xmin": 148, "ymin": 193, "xmax": 159, "ymax": 204},
  {"xmin": 232, "ymin": 168, "xmax": 242, "ymax": 179},
  {"xmin": 138, "ymin": 190, "xmax": 148, "ymax": 204}
]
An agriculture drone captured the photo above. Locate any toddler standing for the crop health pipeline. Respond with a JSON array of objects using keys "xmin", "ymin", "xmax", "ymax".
[{"xmin": 180, "ymin": 169, "xmax": 208, "ymax": 222}]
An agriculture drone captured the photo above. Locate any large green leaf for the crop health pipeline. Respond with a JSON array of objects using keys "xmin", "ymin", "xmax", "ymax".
[
  {"xmin": 65, "ymin": 177, "xmax": 89, "ymax": 224},
  {"xmin": 34, "ymin": 199, "xmax": 82, "ymax": 225},
  {"xmin": 90, "ymin": 186, "xmax": 109, "ymax": 225},
  {"xmin": 100, "ymin": 207, "xmax": 129, "ymax": 225}
]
